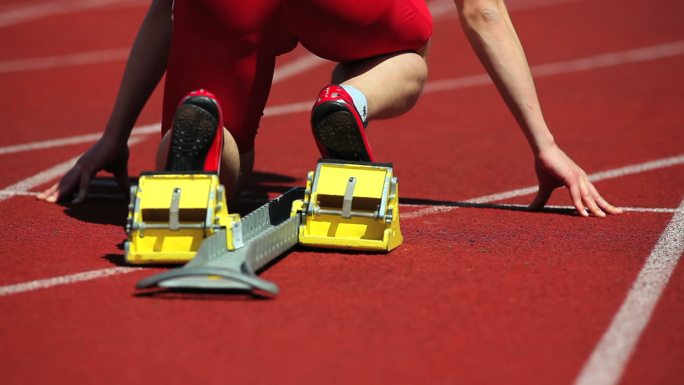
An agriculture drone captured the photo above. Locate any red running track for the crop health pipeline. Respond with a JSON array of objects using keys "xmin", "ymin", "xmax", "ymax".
[{"xmin": 0, "ymin": 0, "xmax": 683, "ymax": 384}]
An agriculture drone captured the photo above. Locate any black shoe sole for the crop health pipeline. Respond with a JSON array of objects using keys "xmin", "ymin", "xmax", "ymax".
[
  {"xmin": 312, "ymin": 107, "xmax": 372, "ymax": 162},
  {"xmin": 165, "ymin": 104, "xmax": 218, "ymax": 172}
]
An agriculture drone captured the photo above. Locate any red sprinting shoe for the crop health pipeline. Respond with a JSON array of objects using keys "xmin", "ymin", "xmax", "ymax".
[
  {"xmin": 165, "ymin": 89, "xmax": 223, "ymax": 173},
  {"xmin": 311, "ymin": 85, "xmax": 374, "ymax": 162}
]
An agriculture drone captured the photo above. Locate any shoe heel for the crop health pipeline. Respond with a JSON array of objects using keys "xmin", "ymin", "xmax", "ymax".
[{"xmin": 311, "ymin": 85, "xmax": 374, "ymax": 162}]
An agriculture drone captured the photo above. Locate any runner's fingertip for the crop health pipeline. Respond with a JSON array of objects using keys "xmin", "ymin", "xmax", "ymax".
[{"xmin": 600, "ymin": 202, "xmax": 623, "ymax": 215}]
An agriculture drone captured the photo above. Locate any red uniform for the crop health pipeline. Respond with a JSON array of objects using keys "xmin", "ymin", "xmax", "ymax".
[{"xmin": 161, "ymin": 0, "xmax": 433, "ymax": 153}]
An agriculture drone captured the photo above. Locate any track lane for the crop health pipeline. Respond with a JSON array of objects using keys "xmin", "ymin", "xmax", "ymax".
[{"xmin": 0, "ymin": 185, "xmax": 678, "ymax": 385}]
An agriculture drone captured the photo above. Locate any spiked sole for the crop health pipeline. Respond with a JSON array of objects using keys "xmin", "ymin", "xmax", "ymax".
[
  {"xmin": 313, "ymin": 110, "xmax": 372, "ymax": 162},
  {"xmin": 166, "ymin": 104, "xmax": 218, "ymax": 172}
]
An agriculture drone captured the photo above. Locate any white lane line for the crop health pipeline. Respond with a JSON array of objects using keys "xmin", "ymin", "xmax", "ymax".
[
  {"xmin": 401, "ymin": 153, "xmax": 684, "ymax": 219},
  {"xmin": 0, "ymin": 123, "xmax": 158, "ymax": 155},
  {"xmin": 401, "ymin": 203, "xmax": 681, "ymax": 214},
  {"xmin": 573, "ymin": 197, "xmax": 684, "ymax": 385},
  {"xmin": 614, "ymin": 207, "xmax": 680, "ymax": 214},
  {"xmin": 589, "ymin": 155, "xmax": 684, "ymax": 183},
  {"xmin": 272, "ymin": 55, "xmax": 328, "ymax": 83},
  {"xmin": 428, "ymin": 0, "xmax": 457, "ymax": 17},
  {"xmin": 424, "ymin": 40, "xmax": 684, "ymax": 93},
  {"xmin": 429, "ymin": 0, "xmax": 582, "ymax": 19},
  {"xmin": 0, "ymin": 133, "xmax": 101, "ymax": 155},
  {"xmin": 0, "ymin": 156, "xmax": 80, "ymax": 203},
  {"xmin": 0, "ymin": 136, "xmax": 145, "ymax": 203},
  {"xmin": 0, "ymin": 0, "xmax": 146, "ymax": 28},
  {"xmin": 263, "ymin": 101, "xmax": 312, "ymax": 118},
  {"xmin": 532, "ymin": 40, "xmax": 684, "ymax": 76},
  {"xmin": 401, "ymin": 205, "xmax": 456, "ymax": 219},
  {"xmin": 0, "ymin": 48, "xmax": 129, "ymax": 74},
  {"xmin": 531, "ymin": 205, "xmax": 680, "ymax": 214},
  {"xmin": 0, "ymin": 267, "xmax": 141, "ymax": 297},
  {"xmin": 0, "ymin": 191, "xmax": 38, "ymax": 197},
  {"xmin": 0, "ymin": 190, "xmax": 127, "ymax": 201}
]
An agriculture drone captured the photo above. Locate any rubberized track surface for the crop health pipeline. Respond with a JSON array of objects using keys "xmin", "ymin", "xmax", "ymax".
[{"xmin": 1, "ymin": 1, "xmax": 683, "ymax": 384}]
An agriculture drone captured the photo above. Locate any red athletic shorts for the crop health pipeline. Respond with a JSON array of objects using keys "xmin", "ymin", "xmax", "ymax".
[{"xmin": 161, "ymin": 0, "xmax": 433, "ymax": 153}]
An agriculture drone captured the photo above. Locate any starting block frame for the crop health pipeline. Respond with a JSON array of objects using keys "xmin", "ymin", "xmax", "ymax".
[{"xmin": 125, "ymin": 172, "xmax": 241, "ymax": 265}]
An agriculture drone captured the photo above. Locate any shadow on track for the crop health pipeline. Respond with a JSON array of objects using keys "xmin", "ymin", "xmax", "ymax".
[
  {"xmin": 232, "ymin": 170, "xmax": 300, "ymax": 215},
  {"xmin": 58, "ymin": 176, "xmax": 135, "ymax": 226},
  {"xmin": 59, "ymin": 171, "xmax": 301, "ymax": 225},
  {"xmin": 400, "ymin": 197, "xmax": 579, "ymax": 216},
  {"xmin": 133, "ymin": 288, "xmax": 273, "ymax": 301},
  {"xmin": 103, "ymin": 252, "xmax": 127, "ymax": 266}
]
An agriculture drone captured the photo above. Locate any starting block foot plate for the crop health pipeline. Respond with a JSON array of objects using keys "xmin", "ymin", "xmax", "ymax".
[{"xmin": 298, "ymin": 159, "xmax": 403, "ymax": 252}]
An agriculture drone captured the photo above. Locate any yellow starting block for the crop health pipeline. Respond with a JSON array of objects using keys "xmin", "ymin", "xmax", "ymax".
[
  {"xmin": 133, "ymin": 160, "xmax": 403, "ymax": 295},
  {"xmin": 124, "ymin": 172, "xmax": 241, "ymax": 264},
  {"xmin": 296, "ymin": 160, "xmax": 403, "ymax": 252},
  {"xmin": 127, "ymin": 160, "xmax": 403, "ymax": 269}
]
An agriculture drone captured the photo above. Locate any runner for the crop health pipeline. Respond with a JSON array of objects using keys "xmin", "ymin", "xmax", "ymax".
[{"xmin": 38, "ymin": 0, "xmax": 621, "ymax": 217}]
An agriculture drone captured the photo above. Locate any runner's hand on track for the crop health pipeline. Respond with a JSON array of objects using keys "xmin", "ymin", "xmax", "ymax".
[
  {"xmin": 37, "ymin": 138, "xmax": 130, "ymax": 204},
  {"xmin": 529, "ymin": 145, "xmax": 623, "ymax": 217}
]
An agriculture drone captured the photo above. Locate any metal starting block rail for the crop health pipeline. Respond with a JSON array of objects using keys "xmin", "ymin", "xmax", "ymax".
[
  {"xmin": 136, "ymin": 188, "xmax": 304, "ymax": 296},
  {"xmin": 129, "ymin": 160, "xmax": 403, "ymax": 296}
]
